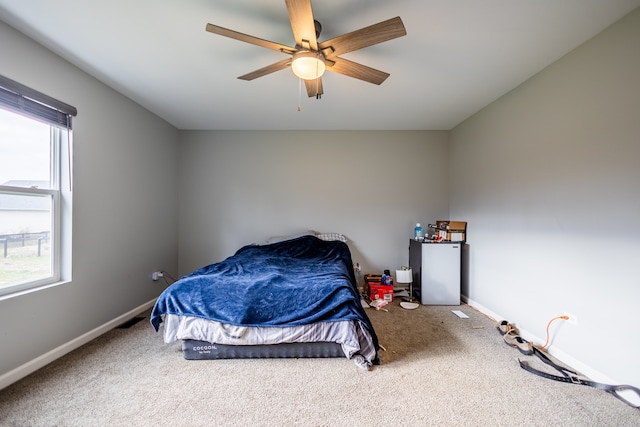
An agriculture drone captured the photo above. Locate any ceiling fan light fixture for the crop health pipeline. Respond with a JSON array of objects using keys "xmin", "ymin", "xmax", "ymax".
[{"xmin": 291, "ymin": 51, "xmax": 325, "ymax": 80}]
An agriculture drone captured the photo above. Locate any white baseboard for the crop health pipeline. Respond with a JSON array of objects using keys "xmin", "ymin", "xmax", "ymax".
[
  {"xmin": 462, "ymin": 295, "xmax": 640, "ymax": 406},
  {"xmin": 0, "ymin": 299, "xmax": 156, "ymax": 391},
  {"xmin": 463, "ymin": 295, "xmax": 599, "ymax": 375}
]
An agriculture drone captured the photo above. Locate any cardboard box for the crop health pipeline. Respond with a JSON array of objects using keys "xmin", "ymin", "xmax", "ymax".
[
  {"xmin": 369, "ymin": 284, "xmax": 394, "ymax": 302},
  {"xmin": 364, "ymin": 274, "xmax": 382, "ymax": 284},
  {"xmin": 433, "ymin": 220, "xmax": 467, "ymax": 242},
  {"xmin": 444, "ymin": 230, "xmax": 466, "ymax": 241},
  {"xmin": 435, "ymin": 220, "xmax": 467, "ymax": 231},
  {"xmin": 364, "ymin": 274, "xmax": 392, "ymax": 287}
]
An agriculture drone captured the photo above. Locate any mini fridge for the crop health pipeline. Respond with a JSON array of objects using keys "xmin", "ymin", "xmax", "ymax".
[{"xmin": 409, "ymin": 239, "xmax": 462, "ymax": 305}]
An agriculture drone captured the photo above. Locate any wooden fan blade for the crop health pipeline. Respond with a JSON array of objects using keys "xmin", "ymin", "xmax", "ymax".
[
  {"xmin": 304, "ymin": 78, "xmax": 323, "ymax": 97},
  {"xmin": 326, "ymin": 58, "xmax": 390, "ymax": 85},
  {"xmin": 238, "ymin": 58, "xmax": 292, "ymax": 81},
  {"xmin": 285, "ymin": 0, "xmax": 318, "ymax": 51},
  {"xmin": 206, "ymin": 23, "xmax": 296, "ymax": 55},
  {"xmin": 319, "ymin": 16, "xmax": 406, "ymax": 59}
]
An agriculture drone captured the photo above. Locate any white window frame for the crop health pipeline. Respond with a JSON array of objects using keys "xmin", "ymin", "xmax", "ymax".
[{"xmin": 0, "ymin": 75, "xmax": 75, "ymax": 298}]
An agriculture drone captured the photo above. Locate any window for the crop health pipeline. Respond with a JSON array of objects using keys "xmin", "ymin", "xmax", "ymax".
[{"xmin": 0, "ymin": 75, "xmax": 76, "ymax": 297}]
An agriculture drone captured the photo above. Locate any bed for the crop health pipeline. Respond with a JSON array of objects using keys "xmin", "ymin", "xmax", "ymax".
[{"xmin": 150, "ymin": 234, "xmax": 379, "ymax": 369}]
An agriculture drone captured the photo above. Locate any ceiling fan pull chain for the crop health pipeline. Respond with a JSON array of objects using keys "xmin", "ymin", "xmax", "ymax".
[
  {"xmin": 315, "ymin": 61, "xmax": 320, "ymax": 99},
  {"xmin": 297, "ymin": 78, "xmax": 302, "ymax": 111}
]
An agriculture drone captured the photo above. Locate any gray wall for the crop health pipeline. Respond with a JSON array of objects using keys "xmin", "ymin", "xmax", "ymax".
[
  {"xmin": 178, "ymin": 130, "xmax": 450, "ymax": 276},
  {"xmin": 450, "ymin": 8, "xmax": 640, "ymax": 389},
  {"xmin": 0, "ymin": 21, "xmax": 179, "ymax": 382}
]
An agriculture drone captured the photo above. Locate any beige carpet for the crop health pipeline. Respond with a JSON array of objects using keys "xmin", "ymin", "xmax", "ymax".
[{"xmin": 0, "ymin": 301, "xmax": 638, "ymax": 426}]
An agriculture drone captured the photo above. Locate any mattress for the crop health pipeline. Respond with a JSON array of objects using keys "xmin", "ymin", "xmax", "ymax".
[
  {"xmin": 182, "ymin": 340, "xmax": 345, "ymax": 360},
  {"xmin": 161, "ymin": 314, "xmax": 377, "ymax": 369}
]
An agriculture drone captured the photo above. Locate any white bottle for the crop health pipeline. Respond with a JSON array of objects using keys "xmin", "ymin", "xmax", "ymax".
[{"xmin": 414, "ymin": 223, "xmax": 424, "ymax": 240}]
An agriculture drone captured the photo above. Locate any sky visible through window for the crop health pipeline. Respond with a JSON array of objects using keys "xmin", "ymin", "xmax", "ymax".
[{"xmin": 0, "ymin": 108, "xmax": 51, "ymax": 187}]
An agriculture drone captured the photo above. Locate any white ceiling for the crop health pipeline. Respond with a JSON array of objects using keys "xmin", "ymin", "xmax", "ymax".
[{"xmin": 1, "ymin": 0, "xmax": 639, "ymax": 130}]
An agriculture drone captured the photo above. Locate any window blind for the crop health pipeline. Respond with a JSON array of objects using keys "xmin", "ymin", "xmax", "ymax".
[{"xmin": 0, "ymin": 74, "xmax": 77, "ymax": 129}]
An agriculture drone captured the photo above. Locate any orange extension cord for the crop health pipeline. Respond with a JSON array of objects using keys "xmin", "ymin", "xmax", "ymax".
[{"xmin": 537, "ymin": 315, "xmax": 569, "ymax": 350}]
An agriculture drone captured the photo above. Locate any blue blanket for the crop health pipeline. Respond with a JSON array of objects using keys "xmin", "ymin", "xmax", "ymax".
[{"xmin": 151, "ymin": 235, "xmax": 378, "ymax": 348}]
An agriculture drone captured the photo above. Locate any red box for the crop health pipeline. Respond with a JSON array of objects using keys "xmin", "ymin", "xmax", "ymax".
[{"xmin": 369, "ymin": 284, "xmax": 394, "ymax": 302}]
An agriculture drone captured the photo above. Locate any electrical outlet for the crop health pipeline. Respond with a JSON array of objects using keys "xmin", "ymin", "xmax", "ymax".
[
  {"xmin": 151, "ymin": 271, "xmax": 164, "ymax": 281},
  {"xmin": 564, "ymin": 312, "xmax": 578, "ymax": 325}
]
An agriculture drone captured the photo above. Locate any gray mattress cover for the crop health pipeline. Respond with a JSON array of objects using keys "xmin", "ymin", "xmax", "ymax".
[{"xmin": 182, "ymin": 340, "xmax": 344, "ymax": 360}]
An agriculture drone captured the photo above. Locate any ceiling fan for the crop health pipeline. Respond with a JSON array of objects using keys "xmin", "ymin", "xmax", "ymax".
[{"xmin": 205, "ymin": 0, "xmax": 407, "ymax": 99}]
